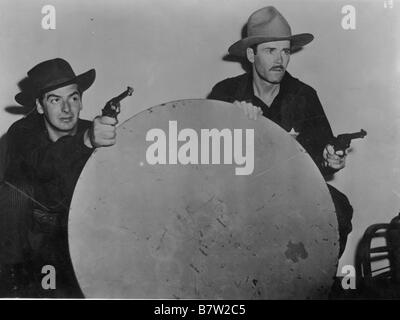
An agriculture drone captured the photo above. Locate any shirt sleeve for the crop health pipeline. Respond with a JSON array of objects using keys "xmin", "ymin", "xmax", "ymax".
[{"xmin": 296, "ymin": 89, "xmax": 339, "ymax": 178}]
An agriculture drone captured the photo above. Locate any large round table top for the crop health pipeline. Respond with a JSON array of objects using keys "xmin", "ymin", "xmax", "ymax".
[{"xmin": 69, "ymin": 99, "xmax": 338, "ymax": 299}]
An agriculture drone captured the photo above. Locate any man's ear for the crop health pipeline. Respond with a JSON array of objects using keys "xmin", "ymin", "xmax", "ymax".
[
  {"xmin": 246, "ymin": 47, "xmax": 255, "ymax": 63},
  {"xmin": 36, "ymin": 99, "xmax": 44, "ymax": 114}
]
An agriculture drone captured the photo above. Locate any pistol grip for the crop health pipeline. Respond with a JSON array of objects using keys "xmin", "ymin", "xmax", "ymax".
[
  {"xmin": 333, "ymin": 145, "xmax": 347, "ymax": 157},
  {"xmin": 102, "ymin": 102, "xmax": 120, "ymax": 118}
]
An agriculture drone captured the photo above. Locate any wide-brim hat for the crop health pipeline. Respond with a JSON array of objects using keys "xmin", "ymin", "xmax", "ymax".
[
  {"xmin": 15, "ymin": 58, "xmax": 96, "ymax": 106},
  {"xmin": 229, "ymin": 6, "xmax": 314, "ymax": 57}
]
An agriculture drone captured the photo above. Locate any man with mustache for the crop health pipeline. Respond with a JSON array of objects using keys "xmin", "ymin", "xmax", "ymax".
[
  {"xmin": 1, "ymin": 58, "xmax": 117, "ymax": 297},
  {"xmin": 208, "ymin": 7, "xmax": 353, "ymax": 260}
]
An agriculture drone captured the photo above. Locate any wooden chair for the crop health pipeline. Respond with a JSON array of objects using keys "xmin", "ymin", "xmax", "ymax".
[{"xmin": 355, "ymin": 223, "xmax": 400, "ymax": 298}]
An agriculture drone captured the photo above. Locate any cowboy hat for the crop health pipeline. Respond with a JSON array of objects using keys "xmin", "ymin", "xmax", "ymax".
[
  {"xmin": 228, "ymin": 6, "xmax": 314, "ymax": 57},
  {"xmin": 15, "ymin": 58, "xmax": 95, "ymax": 106}
]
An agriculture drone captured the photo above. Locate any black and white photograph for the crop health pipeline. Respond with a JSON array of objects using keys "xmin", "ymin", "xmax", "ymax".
[{"xmin": 0, "ymin": 0, "xmax": 399, "ymax": 304}]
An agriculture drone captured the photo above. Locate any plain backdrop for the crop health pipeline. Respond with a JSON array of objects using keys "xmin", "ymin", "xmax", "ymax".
[{"xmin": 0, "ymin": 0, "xmax": 399, "ymax": 276}]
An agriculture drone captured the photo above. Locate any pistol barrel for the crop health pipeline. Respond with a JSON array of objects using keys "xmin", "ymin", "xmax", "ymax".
[
  {"xmin": 348, "ymin": 129, "xmax": 367, "ymax": 140},
  {"xmin": 112, "ymin": 86, "xmax": 134, "ymax": 104}
]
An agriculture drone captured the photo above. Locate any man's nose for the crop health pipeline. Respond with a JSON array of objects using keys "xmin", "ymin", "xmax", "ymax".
[
  {"xmin": 275, "ymin": 52, "xmax": 283, "ymax": 64},
  {"xmin": 61, "ymin": 100, "xmax": 72, "ymax": 113}
]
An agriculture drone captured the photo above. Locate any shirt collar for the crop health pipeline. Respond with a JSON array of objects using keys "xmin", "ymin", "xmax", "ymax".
[{"xmin": 235, "ymin": 71, "xmax": 293, "ymax": 102}]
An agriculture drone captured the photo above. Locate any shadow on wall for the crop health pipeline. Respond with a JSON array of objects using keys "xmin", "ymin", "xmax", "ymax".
[
  {"xmin": 1, "ymin": 105, "xmax": 34, "ymax": 182},
  {"xmin": 6, "ymin": 76, "xmax": 36, "ymax": 116},
  {"xmin": 1, "ymin": 76, "xmax": 37, "ymax": 181},
  {"xmin": 0, "ymin": 134, "xmax": 8, "ymax": 182}
]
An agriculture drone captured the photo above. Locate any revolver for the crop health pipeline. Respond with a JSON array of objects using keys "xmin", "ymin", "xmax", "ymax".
[
  {"xmin": 330, "ymin": 129, "xmax": 367, "ymax": 155},
  {"xmin": 102, "ymin": 86, "xmax": 134, "ymax": 118}
]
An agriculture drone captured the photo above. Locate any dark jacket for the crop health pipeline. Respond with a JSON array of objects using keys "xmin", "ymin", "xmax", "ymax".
[
  {"xmin": 5, "ymin": 111, "xmax": 93, "ymax": 214},
  {"xmin": 208, "ymin": 71, "xmax": 337, "ymax": 177},
  {"xmin": 2, "ymin": 111, "xmax": 93, "ymax": 297}
]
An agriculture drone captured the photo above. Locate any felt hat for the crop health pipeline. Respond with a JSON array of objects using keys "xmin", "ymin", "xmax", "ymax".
[
  {"xmin": 228, "ymin": 6, "xmax": 314, "ymax": 56},
  {"xmin": 15, "ymin": 58, "xmax": 95, "ymax": 105}
]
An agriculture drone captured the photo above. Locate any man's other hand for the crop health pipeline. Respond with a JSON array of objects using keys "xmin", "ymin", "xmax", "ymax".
[
  {"xmin": 233, "ymin": 101, "xmax": 263, "ymax": 120},
  {"xmin": 323, "ymin": 144, "xmax": 346, "ymax": 170},
  {"xmin": 84, "ymin": 116, "xmax": 117, "ymax": 148}
]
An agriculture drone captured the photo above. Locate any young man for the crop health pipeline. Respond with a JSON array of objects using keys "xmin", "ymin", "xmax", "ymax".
[
  {"xmin": 208, "ymin": 6, "xmax": 353, "ymax": 258},
  {"xmin": 2, "ymin": 58, "xmax": 117, "ymax": 297}
]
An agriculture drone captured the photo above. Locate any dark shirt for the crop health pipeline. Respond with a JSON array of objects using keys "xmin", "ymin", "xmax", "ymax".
[
  {"xmin": 4, "ymin": 111, "xmax": 94, "ymax": 214},
  {"xmin": 208, "ymin": 71, "xmax": 337, "ymax": 177}
]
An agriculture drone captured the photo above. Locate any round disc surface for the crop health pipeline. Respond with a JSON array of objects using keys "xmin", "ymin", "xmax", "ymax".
[{"xmin": 69, "ymin": 99, "xmax": 338, "ymax": 299}]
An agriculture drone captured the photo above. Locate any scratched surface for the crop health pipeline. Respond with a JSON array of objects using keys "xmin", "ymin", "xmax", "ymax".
[{"xmin": 69, "ymin": 99, "xmax": 338, "ymax": 299}]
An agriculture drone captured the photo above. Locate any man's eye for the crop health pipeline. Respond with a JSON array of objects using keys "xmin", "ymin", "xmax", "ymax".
[
  {"xmin": 72, "ymin": 95, "xmax": 80, "ymax": 102},
  {"xmin": 50, "ymin": 98, "xmax": 60, "ymax": 104},
  {"xmin": 283, "ymin": 49, "xmax": 291, "ymax": 55}
]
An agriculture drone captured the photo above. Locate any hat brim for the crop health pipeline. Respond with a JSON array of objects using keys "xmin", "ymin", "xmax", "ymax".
[
  {"xmin": 15, "ymin": 69, "xmax": 96, "ymax": 106},
  {"xmin": 228, "ymin": 33, "xmax": 314, "ymax": 57}
]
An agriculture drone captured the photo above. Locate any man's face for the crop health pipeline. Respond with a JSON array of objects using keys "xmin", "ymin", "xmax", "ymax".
[
  {"xmin": 36, "ymin": 83, "xmax": 82, "ymax": 138},
  {"xmin": 247, "ymin": 40, "xmax": 291, "ymax": 84}
]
